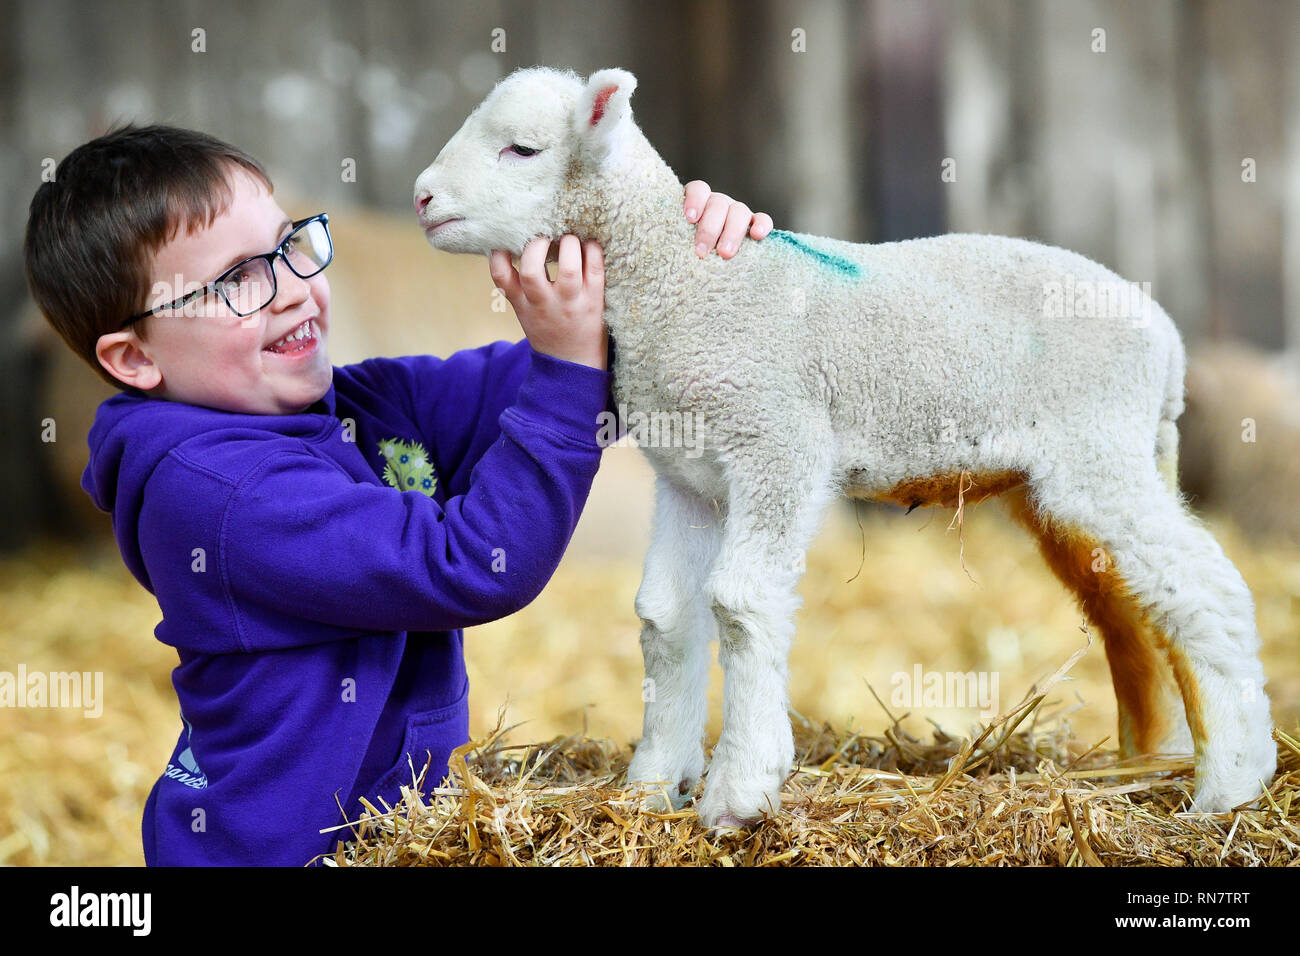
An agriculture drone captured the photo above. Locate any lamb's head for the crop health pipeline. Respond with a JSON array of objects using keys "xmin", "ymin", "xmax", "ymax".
[{"xmin": 414, "ymin": 66, "xmax": 641, "ymax": 255}]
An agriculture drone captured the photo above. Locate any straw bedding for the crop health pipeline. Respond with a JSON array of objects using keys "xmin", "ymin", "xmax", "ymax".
[
  {"xmin": 3, "ymin": 504, "xmax": 1297, "ymax": 866},
  {"xmin": 328, "ymin": 667, "xmax": 1300, "ymax": 867}
]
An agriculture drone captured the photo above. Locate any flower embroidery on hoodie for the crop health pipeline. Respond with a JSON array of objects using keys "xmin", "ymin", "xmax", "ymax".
[{"xmin": 378, "ymin": 437, "xmax": 437, "ymax": 497}]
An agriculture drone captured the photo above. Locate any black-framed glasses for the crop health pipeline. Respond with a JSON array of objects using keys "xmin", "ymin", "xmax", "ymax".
[{"xmin": 121, "ymin": 214, "xmax": 333, "ymax": 328}]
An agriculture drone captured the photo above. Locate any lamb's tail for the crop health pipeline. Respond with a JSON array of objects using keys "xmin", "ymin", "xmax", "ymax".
[{"xmin": 1156, "ymin": 324, "xmax": 1187, "ymax": 495}]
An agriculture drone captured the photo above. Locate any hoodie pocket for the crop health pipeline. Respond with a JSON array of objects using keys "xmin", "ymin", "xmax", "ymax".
[{"xmin": 367, "ymin": 683, "xmax": 470, "ymax": 805}]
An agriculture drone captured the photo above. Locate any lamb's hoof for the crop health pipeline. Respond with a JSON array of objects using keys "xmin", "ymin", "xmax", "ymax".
[
  {"xmin": 626, "ymin": 746, "xmax": 702, "ymax": 812},
  {"xmin": 624, "ymin": 766, "xmax": 701, "ymax": 812},
  {"xmin": 1186, "ymin": 739, "xmax": 1277, "ymax": 813},
  {"xmin": 1188, "ymin": 778, "xmax": 1271, "ymax": 814},
  {"xmin": 1187, "ymin": 792, "xmax": 1249, "ymax": 814},
  {"xmin": 695, "ymin": 777, "xmax": 781, "ymax": 829},
  {"xmin": 709, "ymin": 812, "xmax": 759, "ymax": 831},
  {"xmin": 623, "ymin": 779, "xmax": 688, "ymax": 812}
]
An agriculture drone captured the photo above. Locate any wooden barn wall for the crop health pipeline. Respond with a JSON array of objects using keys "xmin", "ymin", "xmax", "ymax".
[{"xmin": 0, "ymin": 0, "xmax": 1295, "ymax": 547}]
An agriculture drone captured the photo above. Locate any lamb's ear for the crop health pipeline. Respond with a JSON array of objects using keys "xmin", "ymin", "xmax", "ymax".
[{"xmin": 574, "ymin": 68, "xmax": 637, "ymax": 164}]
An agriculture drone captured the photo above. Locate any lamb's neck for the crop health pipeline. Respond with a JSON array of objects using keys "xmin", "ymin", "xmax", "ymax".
[{"xmin": 558, "ymin": 126, "xmax": 684, "ymax": 306}]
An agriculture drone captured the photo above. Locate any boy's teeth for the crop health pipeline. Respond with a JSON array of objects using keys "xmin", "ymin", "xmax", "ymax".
[{"xmin": 268, "ymin": 320, "xmax": 313, "ymax": 351}]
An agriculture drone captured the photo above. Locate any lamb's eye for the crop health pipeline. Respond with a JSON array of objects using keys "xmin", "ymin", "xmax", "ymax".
[{"xmin": 509, "ymin": 144, "xmax": 539, "ymax": 156}]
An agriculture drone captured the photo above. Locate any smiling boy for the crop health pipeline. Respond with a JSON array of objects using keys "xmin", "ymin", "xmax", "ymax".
[{"xmin": 24, "ymin": 124, "xmax": 770, "ymax": 866}]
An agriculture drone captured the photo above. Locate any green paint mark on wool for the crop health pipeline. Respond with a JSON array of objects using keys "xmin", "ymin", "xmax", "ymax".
[{"xmin": 767, "ymin": 229, "xmax": 862, "ymax": 278}]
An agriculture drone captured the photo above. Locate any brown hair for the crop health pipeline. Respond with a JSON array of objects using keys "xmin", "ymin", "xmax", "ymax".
[{"xmin": 23, "ymin": 124, "xmax": 273, "ymax": 391}]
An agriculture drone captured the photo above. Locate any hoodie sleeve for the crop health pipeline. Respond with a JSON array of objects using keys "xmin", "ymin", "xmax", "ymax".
[
  {"xmin": 220, "ymin": 349, "xmax": 611, "ymax": 646},
  {"xmin": 342, "ymin": 339, "xmax": 618, "ymax": 499}
]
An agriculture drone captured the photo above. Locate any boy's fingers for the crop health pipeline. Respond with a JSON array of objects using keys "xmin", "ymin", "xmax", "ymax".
[
  {"xmin": 750, "ymin": 211, "xmax": 774, "ymax": 239},
  {"xmin": 488, "ymin": 250, "xmax": 522, "ymax": 300},
  {"xmin": 583, "ymin": 239, "xmax": 604, "ymax": 291},
  {"xmin": 518, "ymin": 236, "xmax": 553, "ymax": 304},
  {"xmin": 683, "ymin": 180, "xmax": 710, "ymax": 222},
  {"xmin": 555, "ymin": 234, "xmax": 583, "ymax": 299},
  {"xmin": 693, "ymin": 192, "xmax": 730, "ymax": 257},
  {"xmin": 718, "ymin": 202, "xmax": 755, "ymax": 258}
]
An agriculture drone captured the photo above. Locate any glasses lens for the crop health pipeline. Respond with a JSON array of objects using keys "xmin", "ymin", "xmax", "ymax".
[
  {"xmin": 217, "ymin": 257, "xmax": 276, "ymax": 316},
  {"xmin": 282, "ymin": 218, "xmax": 332, "ymax": 278}
]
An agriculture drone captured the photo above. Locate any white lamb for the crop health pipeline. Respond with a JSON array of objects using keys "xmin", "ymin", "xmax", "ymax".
[{"xmin": 413, "ymin": 66, "xmax": 1276, "ymax": 826}]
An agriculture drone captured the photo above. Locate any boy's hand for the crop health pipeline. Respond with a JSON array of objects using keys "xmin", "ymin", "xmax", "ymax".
[
  {"xmin": 489, "ymin": 235, "xmax": 608, "ymax": 371},
  {"xmin": 683, "ymin": 180, "xmax": 773, "ymax": 259}
]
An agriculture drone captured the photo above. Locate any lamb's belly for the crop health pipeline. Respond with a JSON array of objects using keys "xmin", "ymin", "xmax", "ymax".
[
  {"xmin": 839, "ymin": 464, "xmax": 1029, "ymax": 508},
  {"xmin": 830, "ymin": 415, "xmax": 1038, "ymax": 500}
]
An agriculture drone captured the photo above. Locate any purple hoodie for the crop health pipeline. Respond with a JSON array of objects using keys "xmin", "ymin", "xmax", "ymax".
[{"xmin": 81, "ymin": 339, "xmax": 613, "ymax": 866}]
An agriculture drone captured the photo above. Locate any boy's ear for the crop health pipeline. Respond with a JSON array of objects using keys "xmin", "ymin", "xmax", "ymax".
[
  {"xmin": 96, "ymin": 330, "xmax": 162, "ymax": 392},
  {"xmin": 573, "ymin": 68, "xmax": 637, "ymax": 165}
]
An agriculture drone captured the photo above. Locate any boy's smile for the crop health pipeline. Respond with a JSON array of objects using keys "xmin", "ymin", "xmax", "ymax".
[{"xmin": 97, "ymin": 168, "xmax": 333, "ymax": 415}]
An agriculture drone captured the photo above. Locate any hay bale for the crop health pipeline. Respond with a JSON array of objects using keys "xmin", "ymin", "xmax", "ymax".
[
  {"xmin": 1181, "ymin": 344, "xmax": 1300, "ymax": 545},
  {"xmin": 326, "ymin": 701, "xmax": 1300, "ymax": 867}
]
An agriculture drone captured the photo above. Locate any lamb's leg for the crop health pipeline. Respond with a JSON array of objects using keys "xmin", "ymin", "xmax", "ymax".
[
  {"xmin": 625, "ymin": 477, "xmax": 721, "ymax": 810},
  {"xmin": 696, "ymin": 443, "xmax": 837, "ymax": 828},
  {"xmin": 1023, "ymin": 468, "xmax": 1275, "ymax": 811},
  {"xmin": 1002, "ymin": 486, "xmax": 1193, "ymax": 758}
]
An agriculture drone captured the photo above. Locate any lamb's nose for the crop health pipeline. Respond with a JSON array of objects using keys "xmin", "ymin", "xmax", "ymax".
[{"xmin": 415, "ymin": 191, "xmax": 432, "ymax": 216}]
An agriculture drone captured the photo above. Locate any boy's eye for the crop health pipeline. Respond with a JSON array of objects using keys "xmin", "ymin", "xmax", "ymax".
[{"xmin": 218, "ymin": 269, "xmax": 254, "ymax": 294}]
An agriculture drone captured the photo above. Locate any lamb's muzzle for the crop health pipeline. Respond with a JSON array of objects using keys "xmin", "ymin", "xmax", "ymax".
[{"xmin": 415, "ymin": 66, "xmax": 1277, "ymax": 827}]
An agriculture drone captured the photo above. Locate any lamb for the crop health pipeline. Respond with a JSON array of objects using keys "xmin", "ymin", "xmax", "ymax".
[{"xmin": 413, "ymin": 66, "xmax": 1277, "ymax": 827}]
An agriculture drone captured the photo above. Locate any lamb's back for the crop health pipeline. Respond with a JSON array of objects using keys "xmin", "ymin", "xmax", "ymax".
[
  {"xmin": 737, "ymin": 231, "xmax": 1176, "ymax": 439},
  {"xmin": 609, "ymin": 229, "xmax": 1179, "ymax": 483}
]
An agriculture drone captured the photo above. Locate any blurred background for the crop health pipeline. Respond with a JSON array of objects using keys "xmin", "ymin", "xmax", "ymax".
[{"xmin": 1, "ymin": 0, "xmax": 1297, "ymax": 865}]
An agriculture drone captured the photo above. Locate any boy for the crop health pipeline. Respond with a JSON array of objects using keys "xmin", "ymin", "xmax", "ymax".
[{"xmin": 23, "ymin": 124, "xmax": 771, "ymax": 866}]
